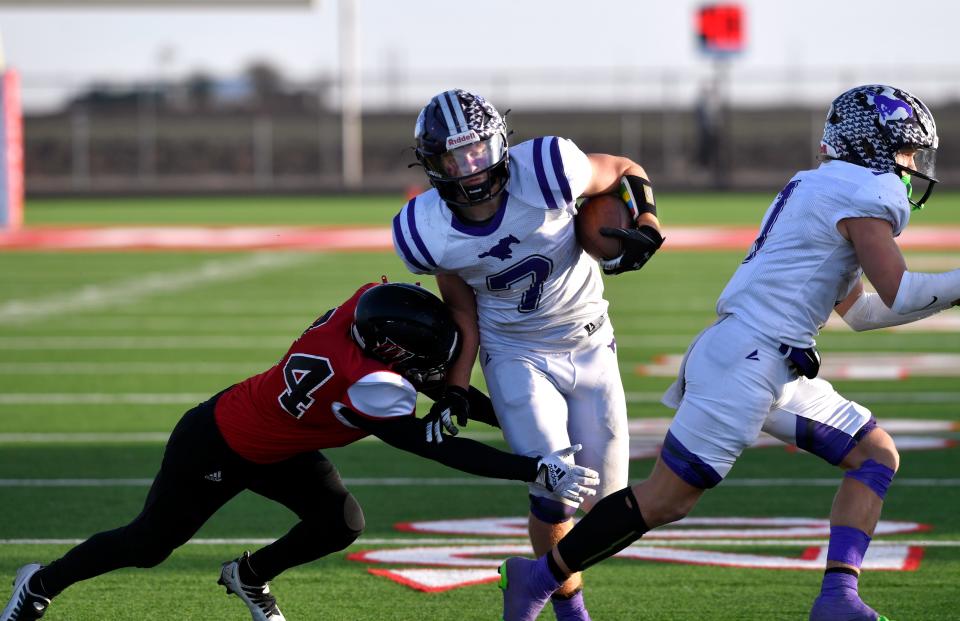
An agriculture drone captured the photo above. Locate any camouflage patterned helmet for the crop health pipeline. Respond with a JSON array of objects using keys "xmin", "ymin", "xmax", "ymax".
[
  {"xmin": 414, "ymin": 89, "xmax": 510, "ymax": 210},
  {"xmin": 820, "ymin": 85, "xmax": 938, "ymax": 207}
]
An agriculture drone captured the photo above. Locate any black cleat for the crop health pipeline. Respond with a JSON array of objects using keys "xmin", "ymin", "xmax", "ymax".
[
  {"xmin": 1, "ymin": 564, "xmax": 50, "ymax": 621},
  {"xmin": 217, "ymin": 552, "xmax": 286, "ymax": 621}
]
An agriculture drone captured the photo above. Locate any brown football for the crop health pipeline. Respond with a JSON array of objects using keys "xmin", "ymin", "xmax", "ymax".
[{"xmin": 575, "ymin": 194, "xmax": 633, "ymax": 261}]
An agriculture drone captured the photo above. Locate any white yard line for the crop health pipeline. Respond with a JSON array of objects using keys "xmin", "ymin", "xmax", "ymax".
[
  {"xmin": 0, "ymin": 336, "xmax": 287, "ymax": 349},
  {"xmin": 0, "ymin": 433, "xmax": 171, "ymax": 443},
  {"xmin": 0, "ymin": 537, "xmax": 957, "ymax": 547},
  {"xmin": 1, "ymin": 478, "xmax": 958, "ymax": 488},
  {"xmin": 0, "ymin": 362, "xmax": 258, "ymax": 374},
  {"xmin": 626, "ymin": 391, "xmax": 960, "ymax": 404},
  {"xmin": 0, "ymin": 253, "xmax": 313, "ymax": 326},
  {"xmin": 0, "ymin": 393, "xmax": 209, "ymax": 405},
  {"xmin": 1, "ymin": 391, "xmax": 957, "ymax": 406}
]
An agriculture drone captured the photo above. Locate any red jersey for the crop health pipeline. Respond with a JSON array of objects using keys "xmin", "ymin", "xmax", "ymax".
[{"xmin": 214, "ymin": 284, "xmax": 418, "ymax": 463}]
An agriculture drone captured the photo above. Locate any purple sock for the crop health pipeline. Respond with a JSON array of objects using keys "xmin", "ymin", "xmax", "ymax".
[
  {"xmin": 531, "ymin": 555, "xmax": 562, "ymax": 594},
  {"xmin": 821, "ymin": 570, "xmax": 859, "ymax": 595},
  {"xmin": 552, "ymin": 591, "xmax": 591, "ymax": 621},
  {"xmin": 826, "ymin": 526, "xmax": 871, "ymax": 569}
]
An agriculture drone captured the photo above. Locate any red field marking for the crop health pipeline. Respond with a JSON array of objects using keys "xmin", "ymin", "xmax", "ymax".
[
  {"xmin": 352, "ymin": 516, "xmax": 928, "ymax": 591},
  {"xmin": 0, "ymin": 225, "xmax": 392, "ymax": 251},
  {"xmin": 2, "ymin": 225, "xmax": 959, "ymax": 251}
]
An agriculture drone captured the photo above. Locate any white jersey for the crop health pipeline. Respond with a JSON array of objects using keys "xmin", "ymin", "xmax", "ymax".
[
  {"xmin": 393, "ymin": 136, "xmax": 606, "ymax": 351},
  {"xmin": 717, "ymin": 159, "xmax": 911, "ymax": 348}
]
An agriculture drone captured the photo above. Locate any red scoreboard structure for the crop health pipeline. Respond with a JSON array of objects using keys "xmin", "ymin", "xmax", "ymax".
[{"xmin": 697, "ymin": 4, "xmax": 746, "ymax": 55}]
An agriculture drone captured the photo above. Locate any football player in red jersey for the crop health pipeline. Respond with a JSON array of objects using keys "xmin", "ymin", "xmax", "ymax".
[{"xmin": 1, "ymin": 282, "xmax": 599, "ymax": 621}]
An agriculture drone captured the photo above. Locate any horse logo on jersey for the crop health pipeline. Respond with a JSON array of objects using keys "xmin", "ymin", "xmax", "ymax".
[
  {"xmin": 867, "ymin": 87, "xmax": 913, "ymax": 127},
  {"xmin": 478, "ymin": 234, "xmax": 520, "ymax": 260}
]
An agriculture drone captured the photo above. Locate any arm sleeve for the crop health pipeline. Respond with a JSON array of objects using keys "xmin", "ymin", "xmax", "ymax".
[
  {"xmin": 841, "ymin": 290, "xmax": 947, "ymax": 331},
  {"xmin": 892, "ymin": 269, "xmax": 960, "ymax": 315},
  {"xmin": 337, "ymin": 406, "xmax": 537, "ymax": 481}
]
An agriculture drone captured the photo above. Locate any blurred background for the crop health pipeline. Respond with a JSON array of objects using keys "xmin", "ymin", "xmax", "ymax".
[{"xmin": 2, "ymin": 0, "xmax": 959, "ymax": 201}]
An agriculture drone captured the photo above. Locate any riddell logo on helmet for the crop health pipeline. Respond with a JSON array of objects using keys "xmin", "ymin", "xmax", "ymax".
[{"xmin": 446, "ymin": 130, "xmax": 480, "ymax": 150}]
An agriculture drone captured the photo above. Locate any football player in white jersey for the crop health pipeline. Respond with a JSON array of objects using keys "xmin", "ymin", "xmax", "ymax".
[
  {"xmin": 499, "ymin": 84, "xmax": 960, "ymax": 621},
  {"xmin": 392, "ymin": 89, "xmax": 664, "ymax": 621}
]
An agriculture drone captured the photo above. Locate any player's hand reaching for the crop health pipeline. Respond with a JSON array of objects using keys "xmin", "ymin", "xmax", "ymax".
[
  {"xmin": 598, "ymin": 225, "xmax": 664, "ymax": 275},
  {"xmin": 424, "ymin": 386, "xmax": 471, "ymax": 443},
  {"xmin": 534, "ymin": 444, "xmax": 601, "ymax": 504}
]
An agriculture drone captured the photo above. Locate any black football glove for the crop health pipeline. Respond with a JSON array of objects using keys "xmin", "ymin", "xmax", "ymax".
[
  {"xmin": 424, "ymin": 385, "xmax": 470, "ymax": 443},
  {"xmin": 598, "ymin": 225, "xmax": 664, "ymax": 275}
]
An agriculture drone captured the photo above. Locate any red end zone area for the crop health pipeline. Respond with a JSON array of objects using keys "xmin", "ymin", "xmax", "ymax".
[{"xmin": 2, "ymin": 225, "xmax": 960, "ymax": 251}]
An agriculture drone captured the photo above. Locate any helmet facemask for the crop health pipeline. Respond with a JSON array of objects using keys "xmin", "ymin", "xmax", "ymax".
[{"xmin": 896, "ymin": 146, "xmax": 938, "ymax": 210}]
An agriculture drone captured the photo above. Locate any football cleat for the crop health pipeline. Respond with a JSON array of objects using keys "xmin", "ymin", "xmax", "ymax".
[
  {"xmin": 218, "ymin": 552, "xmax": 286, "ymax": 621},
  {"xmin": 498, "ymin": 557, "xmax": 557, "ymax": 621},
  {"xmin": 1, "ymin": 564, "xmax": 50, "ymax": 621},
  {"xmin": 810, "ymin": 592, "xmax": 891, "ymax": 621}
]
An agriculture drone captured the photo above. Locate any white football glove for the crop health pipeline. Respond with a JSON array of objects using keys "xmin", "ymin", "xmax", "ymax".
[
  {"xmin": 423, "ymin": 387, "xmax": 470, "ymax": 443},
  {"xmin": 424, "ymin": 408, "xmax": 457, "ymax": 443},
  {"xmin": 534, "ymin": 444, "xmax": 600, "ymax": 504}
]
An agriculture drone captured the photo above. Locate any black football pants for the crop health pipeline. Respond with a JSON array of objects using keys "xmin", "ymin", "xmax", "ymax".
[{"xmin": 38, "ymin": 393, "xmax": 365, "ymax": 596}]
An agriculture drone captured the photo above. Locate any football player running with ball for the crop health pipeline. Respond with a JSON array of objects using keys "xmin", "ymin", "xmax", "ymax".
[
  {"xmin": 1, "ymin": 282, "xmax": 599, "ymax": 621},
  {"xmin": 392, "ymin": 89, "xmax": 664, "ymax": 620},
  {"xmin": 499, "ymin": 84, "xmax": 959, "ymax": 621}
]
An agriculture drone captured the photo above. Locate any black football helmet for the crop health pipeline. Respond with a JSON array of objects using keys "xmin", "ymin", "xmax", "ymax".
[
  {"xmin": 351, "ymin": 283, "xmax": 460, "ymax": 390},
  {"xmin": 414, "ymin": 89, "xmax": 509, "ymax": 212},
  {"xmin": 821, "ymin": 84, "xmax": 939, "ymax": 209}
]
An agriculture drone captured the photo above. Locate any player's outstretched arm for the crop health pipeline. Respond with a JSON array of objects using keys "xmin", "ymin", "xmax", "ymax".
[
  {"xmin": 338, "ymin": 407, "xmax": 597, "ymax": 502},
  {"xmin": 420, "ymin": 385, "xmax": 501, "ymax": 443},
  {"xmin": 837, "ymin": 218, "xmax": 960, "ymax": 330}
]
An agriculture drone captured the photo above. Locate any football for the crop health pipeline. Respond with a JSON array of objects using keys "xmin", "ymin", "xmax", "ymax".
[{"xmin": 575, "ymin": 194, "xmax": 633, "ymax": 261}]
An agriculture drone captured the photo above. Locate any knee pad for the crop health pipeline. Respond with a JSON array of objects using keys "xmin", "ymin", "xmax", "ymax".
[
  {"xmin": 529, "ymin": 494, "xmax": 577, "ymax": 525},
  {"xmin": 845, "ymin": 458, "xmax": 895, "ymax": 500},
  {"xmin": 341, "ymin": 492, "xmax": 365, "ymax": 539}
]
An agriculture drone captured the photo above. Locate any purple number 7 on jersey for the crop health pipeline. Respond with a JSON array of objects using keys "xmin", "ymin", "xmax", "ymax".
[
  {"xmin": 486, "ymin": 254, "xmax": 554, "ymax": 313},
  {"xmin": 743, "ymin": 179, "xmax": 801, "ymax": 264}
]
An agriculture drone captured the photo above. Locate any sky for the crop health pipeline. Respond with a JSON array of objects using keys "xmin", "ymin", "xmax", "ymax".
[{"xmin": 1, "ymin": 0, "xmax": 959, "ymax": 112}]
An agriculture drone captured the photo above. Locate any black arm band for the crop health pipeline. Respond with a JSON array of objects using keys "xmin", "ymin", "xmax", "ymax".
[
  {"xmin": 623, "ymin": 174, "xmax": 657, "ymax": 218},
  {"xmin": 339, "ymin": 407, "xmax": 535, "ymax": 481}
]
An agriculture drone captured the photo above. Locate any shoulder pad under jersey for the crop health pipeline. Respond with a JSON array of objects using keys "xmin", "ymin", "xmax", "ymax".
[
  {"xmin": 392, "ymin": 190, "xmax": 450, "ymax": 274},
  {"xmin": 508, "ymin": 136, "xmax": 592, "ymax": 213},
  {"xmin": 846, "ymin": 167, "xmax": 912, "ymax": 237}
]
